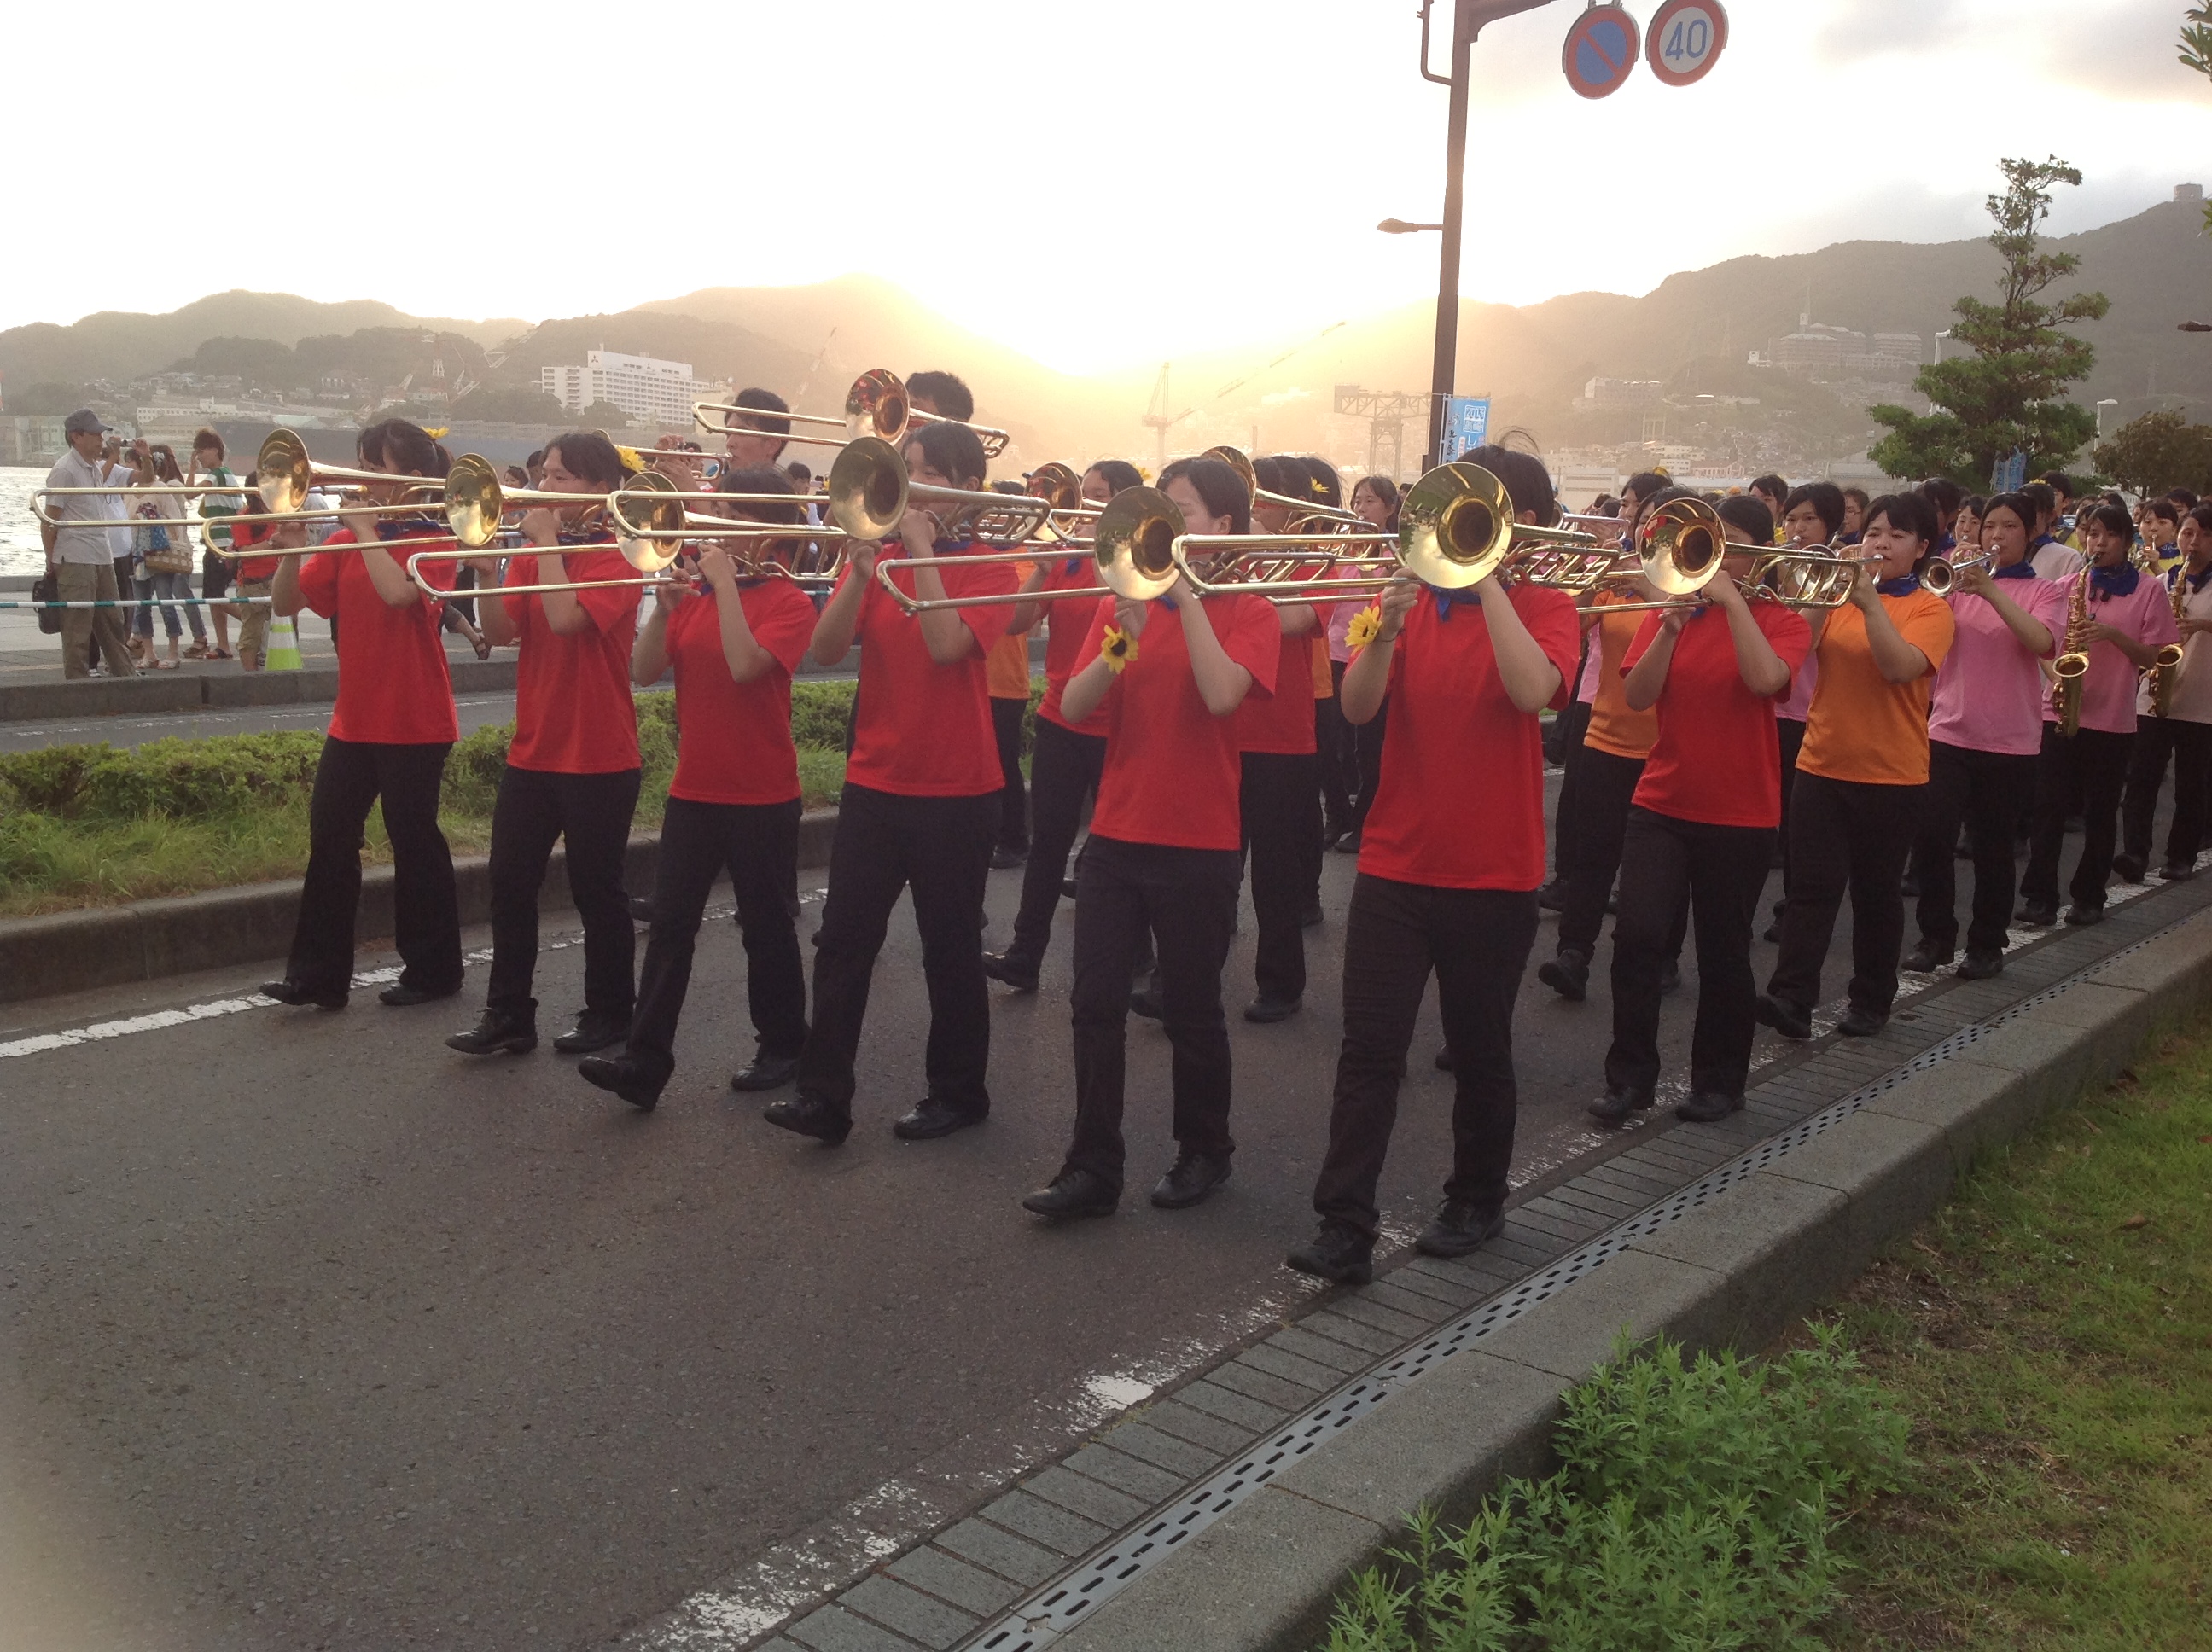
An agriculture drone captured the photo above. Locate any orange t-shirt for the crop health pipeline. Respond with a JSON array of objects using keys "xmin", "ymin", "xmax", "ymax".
[
  {"xmin": 1580, "ymin": 600, "xmax": 1660, "ymax": 760},
  {"xmin": 1797, "ymin": 590, "xmax": 1956, "ymax": 787},
  {"xmin": 1310, "ymin": 633, "xmax": 1333, "ymax": 698},
  {"xmin": 987, "ymin": 561, "xmax": 1037, "ymax": 699}
]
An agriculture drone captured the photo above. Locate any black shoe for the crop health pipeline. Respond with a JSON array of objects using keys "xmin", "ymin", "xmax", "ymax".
[
  {"xmin": 2111, "ymin": 853, "xmax": 2146, "ymax": 885},
  {"xmin": 446, "ymin": 1009, "xmax": 537, "ymax": 1056},
  {"xmin": 1285, "ymin": 1221, "xmax": 1375, "ymax": 1285},
  {"xmin": 2159, "ymin": 861, "xmax": 2197, "ymax": 881},
  {"xmin": 1957, "ymin": 949, "xmax": 2004, "ymax": 980},
  {"xmin": 1535, "ymin": 880, "xmax": 1566, "ymax": 913},
  {"xmin": 1901, "ymin": 939, "xmax": 1953, "ymax": 974},
  {"xmin": 1678, "ymin": 1090, "xmax": 1745, "ymax": 1124},
  {"xmin": 1129, "ymin": 986, "xmax": 1163, "ymax": 1021},
  {"xmin": 1586, "ymin": 1085, "xmax": 1652, "ymax": 1126},
  {"xmin": 1761, "ymin": 920, "xmax": 1783, "ymax": 944},
  {"xmin": 627, "ymin": 893, "xmax": 655, "ymax": 922},
  {"xmin": 579, "ymin": 1053, "xmax": 662, "ymax": 1111},
  {"xmin": 982, "ymin": 950, "xmax": 1041, "ymax": 992},
  {"xmin": 1755, "ymin": 993, "xmax": 1812, "ymax": 1041},
  {"xmin": 553, "ymin": 1009, "xmax": 630, "ymax": 1055},
  {"xmin": 377, "ymin": 980, "xmax": 459, "ymax": 1008},
  {"xmin": 761, "ymin": 1092, "xmax": 851, "ymax": 1145},
  {"xmin": 1301, "ymin": 900, "xmax": 1324, "ymax": 928},
  {"xmin": 1150, "ymin": 1149, "xmax": 1232, "ymax": 1209},
  {"xmin": 1837, "ymin": 1004, "xmax": 1888, "ymax": 1037},
  {"xmin": 991, "ymin": 845, "xmax": 1027, "ymax": 870},
  {"xmin": 1415, "ymin": 1199, "xmax": 1505, "ymax": 1258},
  {"xmin": 1334, "ymin": 829, "xmax": 1362, "ymax": 855},
  {"xmin": 1536, "ymin": 948, "xmax": 1590, "ymax": 1003},
  {"xmin": 1061, "ymin": 875, "xmax": 1080, "ymax": 899},
  {"xmin": 1658, "ymin": 958, "xmax": 1682, "ymax": 995},
  {"xmin": 2064, "ymin": 902, "xmax": 2104, "ymax": 926},
  {"xmin": 1434, "ymin": 1043, "xmax": 1454, "ymax": 1073},
  {"xmin": 893, "ymin": 1098, "xmax": 988, "ymax": 1140},
  {"xmin": 1243, "ymin": 995, "xmax": 1301, "ymax": 1024},
  {"xmin": 1022, "ymin": 1169, "xmax": 1118, "ymax": 1219},
  {"xmin": 728, "ymin": 1051, "xmax": 800, "ymax": 1092},
  {"xmin": 2017, "ymin": 899, "xmax": 2058, "ymax": 927},
  {"xmin": 1900, "ymin": 873, "xmax": 1921, "ymax": 898},
  {"xmin": 261, "ymin": 977, "xmax": 347, "ymax": 1010}
]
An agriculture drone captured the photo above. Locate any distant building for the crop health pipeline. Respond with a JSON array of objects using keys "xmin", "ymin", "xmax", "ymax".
[
  {"xmin": 541, "ymin": 349, "xmax": 730, "ymax": 428},
  {"xmin": 1575, "ymin": 376, "xmax": 1667, "ymax": 410},
  {"xmin": 1760, "ymin": 316, "xmax": 1922, "ymax": 389},
  {"xmin": 2178, "ymin": 183, "xmax": 2204, "ymax": 204}
]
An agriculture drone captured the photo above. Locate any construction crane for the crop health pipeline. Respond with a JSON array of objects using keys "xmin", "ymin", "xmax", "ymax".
[
  {"xmin": 1141, "ymin": 321, "xmax": 1349, "ymax": 470},
  {"xmin": 1332, "ymin": 387, "xmax": 1429, "ymax": 482}
]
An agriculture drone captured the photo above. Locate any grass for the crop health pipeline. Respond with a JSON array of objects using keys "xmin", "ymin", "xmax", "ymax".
[{"xmin": 1810, "ymin": 1021, "xmax": 2212, "ymax": 1649}]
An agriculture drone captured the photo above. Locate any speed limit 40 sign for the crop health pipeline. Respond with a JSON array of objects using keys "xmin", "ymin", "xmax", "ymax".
[{"xmin": 1645, "ymin": 0, "xmax": 1728, "ymax": 85}]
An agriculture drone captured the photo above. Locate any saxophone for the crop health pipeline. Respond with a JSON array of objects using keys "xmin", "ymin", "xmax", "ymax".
[
  {"xmin": 2053, "ymin": 568, "xmax": 2092, "ymax": 739},
  {"xmin": 2152, "ymin": 567, "xmax": 2189, "ymax": 718}
]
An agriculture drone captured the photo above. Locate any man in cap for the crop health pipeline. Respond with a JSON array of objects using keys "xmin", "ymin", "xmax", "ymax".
[{"xmin": 41, "ymin": 410, "xmax": 138, "ymax": 679}]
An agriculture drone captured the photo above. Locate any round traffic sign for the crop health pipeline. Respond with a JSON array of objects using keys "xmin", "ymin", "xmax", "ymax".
[
  {"xmin": 1646, "ymin": 0, "xmax": 1729, "ymax": 87},
  {"xmin": 1561, "ymin": 3, "xmax": 1639, "ymax": 101}
]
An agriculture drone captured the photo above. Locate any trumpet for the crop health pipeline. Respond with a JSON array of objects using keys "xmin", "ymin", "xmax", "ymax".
[
  {"xmin": 1921, "ymin": 550, "xmax": 1992, "ymax": 596},
  {"xmin": 692, "ymin": 368, "xmax": 1011, "ymax": 459}
]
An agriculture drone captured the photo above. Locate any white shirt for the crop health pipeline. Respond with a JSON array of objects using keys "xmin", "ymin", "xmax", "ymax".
[
  {"xmin": 2033, "ymin": 541, "xmax": 2087, "ymax": 584},
  {"xmin": 44, "ymin": 446, "xmax": 123, "ymax": 566},
  {"xmin": 2139, "ymin": 568, "xmax": 2212, "ymax": 724}
]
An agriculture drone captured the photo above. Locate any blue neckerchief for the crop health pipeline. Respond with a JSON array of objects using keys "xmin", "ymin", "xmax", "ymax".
[
  {"xmin": 1157, "ymin": 592, "xmax": 1178, "ymax": 613},
  {"xmin": 2187, "ymin": 565, "xmax": 2212, "ymax": 595},
  {"xmin": 1937, "ymin": 533, "xmax": 1956, "ymax": 555},
  {"xmin": 1990, "ymin": 559, "xmax": 2034, "ymax": 580},
  {"xmin": 2090, "ymin": 563, "xmax": 2139, "ymax": 599},
  {"xmin": 1433, "ymin": 584, "xmax": 1480, "ymax": 620},
  {"xmin": 1061, "ymin": 557, "xmax": 1084, "ymax": 577},
  {"xmin": 1876, "ymin": 573, "xmax": 1920, "ymax": 597},
  {"xmin": 2032, "ymin": 532, "xmax": 2057, "ymax": 549},
  {"xmin": 375, "ymin": 515, "xmax": 443, "ymax": 541}
]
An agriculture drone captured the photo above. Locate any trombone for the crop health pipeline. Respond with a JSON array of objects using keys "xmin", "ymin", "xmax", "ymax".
[
  {"xmin": 692, "ymin": 368, "xmax": 1011, "ymax": 459},
  {"xmin": 1199, "ymin": 445, "xmax": 1368, "ymax": 532}
]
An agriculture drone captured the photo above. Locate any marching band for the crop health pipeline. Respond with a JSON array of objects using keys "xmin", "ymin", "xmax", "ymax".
[{"xmin": 45, "ymin": 375, "xmax": 2205, "ymax": 1274}]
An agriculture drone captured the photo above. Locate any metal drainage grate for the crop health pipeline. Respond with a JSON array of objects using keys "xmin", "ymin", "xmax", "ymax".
[{"xmin": 960, "ymin": 902, "xmax": 2204, "ymax": 1651}]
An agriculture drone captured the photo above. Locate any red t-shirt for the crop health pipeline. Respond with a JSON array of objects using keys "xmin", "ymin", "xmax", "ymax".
[
  {"xmin": 1358, "ymin": 585, "xmax": 1580, "ymax": 891},
  {"xmin": 1623, "ymin": 601, "xmax": 1813, "ymax": 829},
  {"xmin": 665, "ymin": 579, "xmax": 819, "ymax": 806},
  {"xmin": 295, "ymin": 528, "xmax": 459, "ymax": 746},
  {"xmin": 502, "ymin": 543, "xmax": 642, "ymax": 775},
  {"xmin": 233, "ymin": 518, "xmax": 281, "ymax": 584},
  {"xmin": 842, "ymin": 544, "xmax": 1020, "ymax": 796},
  {"xmin": 1078, "ymin": 594, "xmax": 1281, "ymax": 851},
  {"xmin": 1038, "ymin": 558, "xmax": 1113, "ymax": 737},
  {"xmin": 1235, "ymin": 611, "xmax": 1320, "ymax": 756}
]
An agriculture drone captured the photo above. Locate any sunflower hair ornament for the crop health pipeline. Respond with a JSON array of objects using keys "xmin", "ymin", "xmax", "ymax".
[
  {"xmin": 1100, "ymin": 625, "xmax": 1138, "ymax": 673},
  {"xmin": 1345, "ymin": 604, "xmax": 1383, "ymax": 651}
]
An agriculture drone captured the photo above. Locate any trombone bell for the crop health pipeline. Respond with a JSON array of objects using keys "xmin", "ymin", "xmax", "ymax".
[
  {"xmin": 1091, "ymin": 487, "xmax": 1184, "ymax": 602},
  {"xmin": 1399, "ymin": 462, "xmax": 1511, "ymax": 589}
]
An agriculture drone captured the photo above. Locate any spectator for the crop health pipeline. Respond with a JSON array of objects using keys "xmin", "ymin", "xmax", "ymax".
[
  {"xmin": 40, "ymin": 410, "xmax": 139, "ymax": 680},
  {"xmin": 1840, "ymin": 486, "xmax": 1869, "ymax": 544},
  {"xmin": 130, "ymin": 445, "xmax": 206, "ymax": 667},
  {"xmin": 190, "ymin": 428, "xmax": 241, "ymax": 659}
]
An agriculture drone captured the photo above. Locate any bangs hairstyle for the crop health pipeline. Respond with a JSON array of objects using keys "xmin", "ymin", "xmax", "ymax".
[
  {"xmin": 1086, "ymin": 458, "xmax": 1144, "ymax": 497},
  {"xmin": 2038, "ymin": 472, "xmax": 2078, "ymax": 501},
  {"xmin": 2021, "ymin": 481, "xmax": 2057, "ymax": 521},
  {"xmin": 905, "ymin": 421, "xmax": 987, "ymax": 492},
  {"xmin": 1749, "ymin": 473, "xmax": 1789, "ymax": 502},
  {"xmin": 905, "ymin": 370, "xmax": 974, "ymax": 422},
  {"xmin": 2146, "ymin": 498, "xmax": 2181, "ymax": 526},
  {"xmin": 731, "ymin": 387, "xmax": 791, "ymax": 439},
  {"xmin": 359, "ymin": 418, "xmax": 451, "ymax": 478},
  {"xmin": 1781, "ymin": 481, "xmax": 1846, "ymax": 543},
  {"xmin": 1917, "ymin": 476, "xmax": 1963, "ymax": 514},
  {"xmin": 192, "ymin": 426, "xmax": 224, "ymax": 459},
  {"xmin": 1353, "ymin": 474, "xmax": 1402, "ymax": 526},
  {"xmin": 1461, "ymin": 444, "xmax": 1557, "ymax": 526},
  {"xmin": 713, "ymin": 466, "xmax": 800, "ymax": 526},
  {"xmin": 1624, "ymin": 470, "xmax": 1672, "ymax": 503},
  {"xmin": 2083, "ymin": 501, "xmax": 2135, "ymax": 542},
  {"xmin": 1716, "ymin": 494, "xmax": 1774, "ymax": 547},
  {"xmin": 1159, "ymin": 457, "xmax": 1252, "ymax": 536},
  {"xmin": 1982, "ymin": 491, "xmax": 2037, "ymax": 534},
  {"xmin": 546, "ymin": 430, "xmax": 628, "ymax": 491},
  {"xmin": 1863, "ymin": 491, "xmax": 1939, "ymax": 550},
  {"xmin": 2188, "ymin": 503, "xmax": 2212, "ymax": 534}
]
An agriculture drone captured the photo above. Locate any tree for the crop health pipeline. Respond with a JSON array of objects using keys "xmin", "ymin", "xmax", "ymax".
[
  {"xmin": 449, "ymin": 382, "xmax": 568, "ymax": 423},
  {"xmin": 2186, "ymin": 8, "xmax": 2212, "ymax": 232},
  {"xmin": 577, "ymin": 400, "xmax": 632, "ymax": 429},
  {"xmin": 2093, "ymin": 410, "xmax": 2212, "ymax": 497},
  {"xmin": 1867, "ymin": 157, "xmax": 2110, "ymax": 486}
]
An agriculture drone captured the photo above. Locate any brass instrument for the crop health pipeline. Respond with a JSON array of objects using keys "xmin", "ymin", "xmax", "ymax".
[
  {"xmin": 1198, "ymin": 445, "xmax": 1367, "ymax": 532},
  {"xmin": 2152, "ymin": 566, "xmax": 2189, "ymax": 718},
  {"xmin": 1920, "ymin": 551, "xmax": 1993, "ymax": 596},
  {"xmin": 1025, "ymin": 462, "xmax": 1105, "ymax": 544},
  {"xmin": 692, "ymin": 368, "xmax": 1011, "ymax": 459},
  {"xmin": 2053, "ymin": 568, "xmax": 2092, "ymax": 738}
]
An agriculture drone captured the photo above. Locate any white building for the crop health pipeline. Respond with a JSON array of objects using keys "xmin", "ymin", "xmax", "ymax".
[{"xmin": 541, "ymin": 350, "xmax": 730, "ymax": 428}]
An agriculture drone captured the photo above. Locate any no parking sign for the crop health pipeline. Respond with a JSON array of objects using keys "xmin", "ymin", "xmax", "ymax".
[
  {"xmin": 1645, "ymin": 0, "xmax": 1729, "ymax": 86},
  {"xmin": 1560, "ymin": 3, "xmax": 1639, "ymax": 99}
]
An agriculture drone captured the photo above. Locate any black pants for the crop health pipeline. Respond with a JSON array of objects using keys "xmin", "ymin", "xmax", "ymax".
[
  {"xmin": 1060, "ymin": 835, "xmax": 1242, "ymax": 1194},
  {"xmin": 1348, "ymin": 695, "xmax": 1389, "ymax": 832},
  {"xmin": 1242, "ymin": 751, "xmax": 1318, "ymax": 1004},
  {"xmin": 1005, "ymin": 718, "xmax": 1108, "ymax": 972},
  {"xmin": 287, "ymin": 736, "xmax": 460, "ymax": 997},
  {"xmin": 1318, "ymin": 662, "xmax": 1354, "ymax": 837},
  {"xmin": 798, "ymin": 782, "xmax": 998, "ymax": 1119},
  {"xmin": 1554, "ymin": 744, "xmax": 1686, "ymax": 963},
  {"xmin": 2122, "ymin": 715, "xmax": 2212, "ymax": 870},
  {"xmin": 1767, "ymin": 771, "xmax": 1923, "ymax": 1017},
  {"xmin": 1773, "ymin": 716, "xmax": 1806, "ymax": 917},
  {"xmin": 626, "ymin": 795, "xmax": 806, "ymax": 1087},
  {"xmin": 1311, "ymin": 875, "xmax": 1537, "ymax": 1238},
  {"xmin": 1545, "ymin": 697, "xmax": 1592, "ymax": 892},
  {"xmin": 1607, "ymin": 809, "xmax": 1771, "ymax": 1101},
  {"xmin": 1914, "ymin": 740, "xmax": 2037, "ymax": 957},
  {"xmin": 2023, "ymin": 724, "xmax": 2133, "ymax": 912},
  {"xmin": 486, "ymin": 765, "xmax": 642, "ymax": 1019},
  {"xmin": 991, "ymin": 695, "xmax": 1029, "ymax": 853}
]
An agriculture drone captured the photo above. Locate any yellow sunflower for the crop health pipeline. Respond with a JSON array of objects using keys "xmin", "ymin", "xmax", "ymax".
[
  {"xmin": 1345, "ymin": 604, "xmax": 1383, "ymax": 651},
  {"xmin": 1101, "ymin": 625, "xmax": 1138, "ymax": 672}
]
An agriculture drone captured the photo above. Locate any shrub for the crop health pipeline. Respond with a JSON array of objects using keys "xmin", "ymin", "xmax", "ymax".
[{"xmin": 0, "ymin": 733, "xmax": 324, "ymax": 819}]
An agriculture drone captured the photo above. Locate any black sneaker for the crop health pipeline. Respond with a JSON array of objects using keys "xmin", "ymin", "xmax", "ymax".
[
  {"xmin": 729, "ymin": 1051, "xmax": 800, "ymax": 1092},
  {"xmin": 1536, "ymin": 880, "xmax": 1566, "ymax": 913},
  {"xmin": 991, "ymin": 845, "xmax": 1027, "ymax": 870},
  {"xmin": 1435, "ymin": 1044, "xmax": 1454, "ymax": 1073},
  {"xmin": 892, "ymin": 1098, "xmax": 987, "ymax": 1140},
  {"xmin": 579, "ymin": 1053, "xmax": 663, "ymax": 1111},
  {"xmin": 1754, "ymin": 993, "xmax": 1812, "ymax": 1041},
  {"xmin": 1837, "ymin": 1004, "xmax": 1888, "ymax": 1037},
  {"xmin": 2158, "ymin": 861, "xmax": 2197, "ymax": 881},
  {"xmin": 1301, "ymin": 900, "xmax": 1324, "ymax": 928},
  {"xmin": 1129, "ymin": 986, "xmax": 1163, "ymax": 1021},
  {"xmin": 1415, "ymin": 1199, "xmax": 1505, "ymax": 1258},
  {"xmin": 1243, "ymin": 996, "xmax": 1301, "ymax": 1024},
  {"xmin": 1658, "ymin": 958, "xmax": 1682, "ymax": 995},
  {"xmin": 2064, "ymin": 903, "xmax": 2104, "ymax": 927},
  {"xmin": 553, "ymin": 1009, "xmax": 631, "ymax": 1055},
  {"xmin": 1900, "ymin": 873, "xmax": 1921, "ymax": 898},
  {"xmin": 1536, "ymin": 948, "xmax": 1590, "ymax": 1002},
  {"xmin": 1678, "ymin": 1090, "xmax": 1744, "ymax": 1124},
  {"xmin": 2111, "ymin": 853, "xmax": 2147, "ymax": 885},
  {"xmin": 1586, "ymin": 1085, "xmax": 1652, "ymax": 1126},
  {"xmin": 1901, "ymin": 939, "xmax": 1953, "ymax": 974},
  {"xmin": 761, "ymin": 1092, "xmax": 851, "ymax": 1145},
  {"xmin": 1022, "ymin": 1170, "xmax": 1118, "ymax": 1219},
  {"xmin": 1150, "ymin": 1149, "xmax": 1231, "ymax": 1209},
  {"xmin": 982, "ymin": 951, "xmax": 1040, "ymax": 992},
  {"xmin": 446, "ymin": 1009, "xmax": 537, "ymax": 1056},
  {"xmin": 1761, "ymin": 920, "xmax": 1784, "ymax": 944},
  {"xmin": 1333, "ymin": 830, "xmax": 1362, "ymax": 855},
  {"xmin": 261, "ymin": 977, "xmax": 347, "ymax": 1010},
  {"xmin": 2017, "ymin": 899, "xmax": 2058, "ymax": 927},
  {"xmin": 377, "ymin": 980, "xmax": 460, "ymax": 1008},
  {"xmin": 1956, "ymin": 950, "xmax": 2004, "ymax": 980},
  {"xmin": 1285, "ymin": 1222, "xmax": 1375, "ymax": 1285}
]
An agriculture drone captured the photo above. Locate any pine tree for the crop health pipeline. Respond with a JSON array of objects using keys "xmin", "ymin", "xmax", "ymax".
[{"xmin": 1867, "ymin": 158, "xmax": 2109, "ymax": 486}]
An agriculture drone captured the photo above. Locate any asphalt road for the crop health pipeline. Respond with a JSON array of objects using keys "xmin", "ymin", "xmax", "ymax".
[{"xmin": 0, "ymin": 765, "xmax": 1860, "ymax": 1652}]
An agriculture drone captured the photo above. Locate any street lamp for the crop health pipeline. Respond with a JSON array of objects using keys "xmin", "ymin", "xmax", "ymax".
[{"xmin": 1377, "ymin": 218, "xmax": 1445, "ymax": 235}]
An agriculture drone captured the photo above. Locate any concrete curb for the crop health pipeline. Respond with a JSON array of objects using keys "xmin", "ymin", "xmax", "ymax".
[
  {"xmin": 1047, "ymin": 910, "xmax": 2212, "ymax": 1652},
  {"xmin": 0, "ymin": 657, "xmax": 518, "ymax": 722},
  {"xmin": 0, "ymin": 809, "xmax": 840, "ymax": 1005}
]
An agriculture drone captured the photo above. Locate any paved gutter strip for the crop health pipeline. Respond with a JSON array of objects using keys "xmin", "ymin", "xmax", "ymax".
[{"xmin": 618, "ymin": 869, "xmax": 2212, "ymax": 1652}]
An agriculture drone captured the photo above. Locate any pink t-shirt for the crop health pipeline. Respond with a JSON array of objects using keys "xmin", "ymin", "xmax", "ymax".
[
  {"xmin": 1929, "ymin": 576, "xmax": 2069, "ymax": 756},
  {"xmin": 1324, "ymin": 564, "xmax": 1371, "ymax": 665},
  {"xmin": 2043, "ymin": 574, "xmax": 2180, "ymax": 736},
  {"xmin": 1776, "ymin": 650, "xmax": 1818, "ymax": 723}
]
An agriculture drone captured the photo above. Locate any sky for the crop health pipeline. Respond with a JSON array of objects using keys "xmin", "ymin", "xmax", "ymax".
[{"xmin": 6, "ymin": 0, "xmax": 2206, "ymax": 374}]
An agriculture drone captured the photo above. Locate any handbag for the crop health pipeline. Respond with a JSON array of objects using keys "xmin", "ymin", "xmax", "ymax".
[
  {"xmin": 32, "ymin": 572, "xmax": 62, "ymax": 635},
  {"xmin": 143, "ymin": 522, "xmax": 192, "ymax": 575}
]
